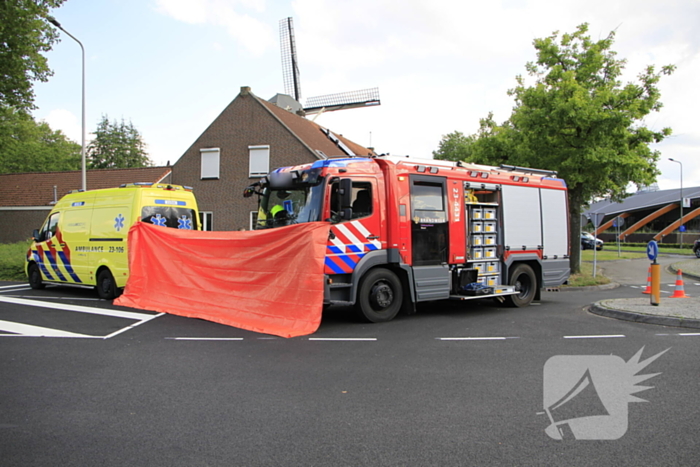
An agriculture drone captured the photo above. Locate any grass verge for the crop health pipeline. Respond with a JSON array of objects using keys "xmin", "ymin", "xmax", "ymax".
[
  {"xmin": 0, "ymin": 241, "xmax": 31, "ymax": 282},
  {"xmin": 565, "ymin": 260, "xmax": 611, "ymax": 287}
]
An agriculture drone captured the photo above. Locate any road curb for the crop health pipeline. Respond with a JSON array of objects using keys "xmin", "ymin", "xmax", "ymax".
[
  {"xmin": 558, "ymin": 282, "xmax": 620, "ymax": 292},
  {"xmin": 588, "ymin": 302, "xmax": 700, "ymax": 329},
  {"xmin": 669, "ymin": 263, "xmax": 700, "ymax": 281}
]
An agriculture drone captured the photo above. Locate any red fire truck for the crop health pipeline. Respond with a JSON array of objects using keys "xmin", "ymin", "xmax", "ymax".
[{"xmin": 245, "ymin": 156, "xmax": 570, "ymax": 322}]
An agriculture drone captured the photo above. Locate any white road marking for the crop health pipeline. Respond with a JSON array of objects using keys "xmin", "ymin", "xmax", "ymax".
[
  {"xmin": 438, "ymin": 337, "xmax": 518, "ymax": 341},
  {"xmin": 0, "ymin": 296, "xmax": 162, "ymax": 339},
  {"xmin": 165, "ymin": 337, "xmax": 244, "ymax": 341},
  {"xmin": 679, "ymin": 333, "xmax": 700, "ymax": 337},
  {"xmin": 103, "ymin": 313, "xmax": 165, "ymax": 339},
  {"xmin": 564, "ymin": 334, "xmax": 625, "ymax": 339},
  {"xmin": 0, "ymin": 295, "xmax": 152, "ymax": 321},
  {"xmin": 0, "ymin": 320, "xmax": 93, "ymax": 338},
  {"xmin": 6, "ymin": 295, "xmax": 101, "ymax": 301},
  {"xmin": 0, "ymin": 284, "xmax": 29, "ymax": 290},
  {"xmin": 308, "ymin": 337, "xmax": 377, "ymax": 341}
]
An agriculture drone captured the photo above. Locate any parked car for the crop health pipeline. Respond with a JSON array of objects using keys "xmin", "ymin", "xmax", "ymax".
[
  {"xmin": 693, "ymin": 239, "xmax": 700, "ymax": 258},
  {"xmin": 581, "ymin": 232, "xmax": 604, "ymax": 251}
]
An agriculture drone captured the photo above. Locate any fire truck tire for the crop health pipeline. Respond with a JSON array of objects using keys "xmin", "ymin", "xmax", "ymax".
[
  {"xmin": 97, "ymin": 269, "xmax": 118, "ymax": 300},
  {"xmin": 356, "ymin": 268, "xmax": 403, "ymax": 323},
  {"xmin": 28, "ymin": 263, "xmax": 45, "ymax": 289},
  {"xmin": 505, "ymin": 264, "xmax": 536, "ymax": 308}
]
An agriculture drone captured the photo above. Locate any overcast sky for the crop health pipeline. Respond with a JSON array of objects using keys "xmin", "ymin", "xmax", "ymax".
[{"xmin": 34, "ymin": 0, "xmax": 700, "ymax": 190}]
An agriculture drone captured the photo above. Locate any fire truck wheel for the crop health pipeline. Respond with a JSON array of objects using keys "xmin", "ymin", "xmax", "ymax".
[
  {"xmin": 28, "ymin": 263, "xmax": 45, "ymax": 289},
  {"xmin": 356, "ymin": 268, "xmax": 403, "ymax": 323},
  {"xmin": 97, "ymin": 269, "xmax": 117, "ymax": 300},
  {"xmin": 505, "ymin": 264, "xmax": 536, "ymax": 308}
]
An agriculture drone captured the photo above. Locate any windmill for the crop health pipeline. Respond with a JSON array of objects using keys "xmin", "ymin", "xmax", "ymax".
[{"xmin": 277, "ymin": 17, "xmax": 381, "ymax": 116}]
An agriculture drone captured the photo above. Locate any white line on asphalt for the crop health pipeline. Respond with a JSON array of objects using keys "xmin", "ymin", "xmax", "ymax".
[
  {"xmin": 438, "ymin": 337, "xmax": 519, "ymax": 341},
  {"xmin": 165, "ymin": 337, "xmax": 244, "ymax": 341},
  {"xmin": 0, "ymin": 284, "xmax": 29, "ymax": 290},
  {"xmin": 679, "ymin": 333, "xmax": 700, "ymax": 336},
  {"xmin": 103, "ymin": 313, "xmax": 165, "ymax": 339},
  {"xmin": 6, "ymin": 295, "xmax": 101, "ymax": 301},
  {"xmin": 0, "ymin": 295, "xmax": 153, "ymax": 321},
  {"xmin": 308, "ymin": 338, "xmax": 377, "ymax": 341},
  {"xmin": 564, "ymin": 334, "xmax": 626, "ymax": 339},
  {"xmin": 0, "ymin": 319, "xmax": 95, "ymax": 338}
]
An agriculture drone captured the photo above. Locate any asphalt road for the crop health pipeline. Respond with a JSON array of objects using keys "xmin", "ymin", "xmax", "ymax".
[{"xmin": 1, "ymin": 278, "xmax": 699, "ymax": 466}]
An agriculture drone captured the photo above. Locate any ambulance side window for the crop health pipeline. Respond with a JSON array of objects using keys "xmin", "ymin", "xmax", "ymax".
[{"xmin": 39, "ymin": 212, "xmax": 60, "ymax": 242}]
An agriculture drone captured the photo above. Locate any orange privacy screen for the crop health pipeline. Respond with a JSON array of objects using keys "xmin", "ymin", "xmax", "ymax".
[{"xmin": 114, "ymin": 222, "xmax": 330, "ymax": 338}]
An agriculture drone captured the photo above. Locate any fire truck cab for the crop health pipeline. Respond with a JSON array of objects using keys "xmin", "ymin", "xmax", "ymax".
[{"xmin": 245, "ymin": 156, "xmax": 570, "ymax": 323}]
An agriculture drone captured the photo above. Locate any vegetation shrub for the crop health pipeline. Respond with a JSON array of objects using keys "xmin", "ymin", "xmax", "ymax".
[{"xmin": 0, "ymin": 241, "xmax": 31, "ymax": 281}]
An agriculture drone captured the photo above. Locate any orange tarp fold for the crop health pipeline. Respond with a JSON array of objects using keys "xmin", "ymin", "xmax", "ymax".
[{"xmin": 114, "ymin": 222, "xmax": 330, "ymax": 338}]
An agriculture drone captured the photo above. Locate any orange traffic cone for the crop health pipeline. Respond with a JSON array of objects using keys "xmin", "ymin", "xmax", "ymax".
[
  {"xmin": 642, "ymin": 266, "xmax": 652, "ymax": 294},
  {"xmin": 670, "ymin": 269, "xmax": 689, "ymax": 298}
]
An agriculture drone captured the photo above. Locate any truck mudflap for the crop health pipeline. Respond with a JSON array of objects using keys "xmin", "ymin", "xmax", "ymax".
[{"xmin": 449, "ymin": 284, "xmax": 518, "ymax": 301}]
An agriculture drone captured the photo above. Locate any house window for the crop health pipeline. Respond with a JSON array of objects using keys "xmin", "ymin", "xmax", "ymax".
[
  {"xmin": 199, "ymin": 211, "xmax": 213, "ymax": 231},
  {"xmin": 249, "ymin": 145, "xmax": 270, "ymax": 177},
  {"xmin": 201, "ymin": 148, "xmax": 220, "ymax": 179}
]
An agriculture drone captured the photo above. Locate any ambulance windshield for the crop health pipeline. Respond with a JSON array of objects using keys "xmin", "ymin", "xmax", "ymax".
[
  {"xmin": 141, "ymin": 206, "xmax": 198, "ymax": 230},
  {"xmin": 255, "ymin": 183, "xmax": 324, "ymax": 229}
]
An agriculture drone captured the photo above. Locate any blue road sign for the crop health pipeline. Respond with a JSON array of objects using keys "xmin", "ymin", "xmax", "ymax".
[{"xmin": 647, "ymin": 240, "xmax": 659, "ymax": 261}]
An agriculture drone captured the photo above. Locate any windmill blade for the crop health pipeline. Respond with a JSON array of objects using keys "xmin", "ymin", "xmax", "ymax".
[
  {"xmin": 304, "ymin": 87, "xmax": 381, "ymax": 115},
  {"xmin": 279, "ymin": 17, "xmax": 301, "ymax": 102}
]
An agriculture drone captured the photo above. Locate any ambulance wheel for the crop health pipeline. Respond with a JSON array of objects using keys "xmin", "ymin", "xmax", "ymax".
[
  {"xmin": 505, "ymin": 264, "xmax": 536, "ymax": 308},
  {"xmin": 28, "ymin": 263, "xmax": 45, "ymax": 290},
  {"xmin": 356, "ymin": 268, "xmax": 402, "ymax": 323},
  {"xmin": 97, "ymin": 269, "xmax": 117, "ymax": 300}
]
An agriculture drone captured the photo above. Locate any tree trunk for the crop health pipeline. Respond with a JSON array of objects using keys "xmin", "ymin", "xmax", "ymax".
[{"xmin": 568, "ymin": 187, "xmax": 584, "ymax": 275}]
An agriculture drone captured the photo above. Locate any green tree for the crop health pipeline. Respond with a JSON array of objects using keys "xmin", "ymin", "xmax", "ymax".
[
  {"xmin": 0, "ymin": 106, "xmax": 80, "ymax": 173},
  {"xmin": 87, "ymin": 115, "xmax": 152, "ymax": 169},
  {"xmin": 0, "ymin": 0, "xmax": 67, "ymax": 111},
  {"xmin": 435, "ymin": 24, "xmax": 674, "ymax": 274}
]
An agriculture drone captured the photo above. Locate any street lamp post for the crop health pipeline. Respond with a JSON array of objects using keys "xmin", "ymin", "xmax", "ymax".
[
  {"xmin": 669, "ymin": 158, "xmax": 683, "ymax": 248},
  {"xmin": 48, "ymin": 16, "xmax": 86, "ymax": 192}
]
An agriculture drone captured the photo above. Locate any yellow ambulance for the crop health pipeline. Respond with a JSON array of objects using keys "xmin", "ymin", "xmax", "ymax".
[{"xmin": 25, "ymin": 183, "xmax": 200, "ymax": 299}]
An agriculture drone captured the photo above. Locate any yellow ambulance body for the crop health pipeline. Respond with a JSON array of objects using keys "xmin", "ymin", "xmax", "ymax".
[{"xmin": 25, "ymin": 183, "xmax": 200, "ymax": 299}]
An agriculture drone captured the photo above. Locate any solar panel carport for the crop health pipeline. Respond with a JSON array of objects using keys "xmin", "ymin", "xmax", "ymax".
[{"xmin": 583, "ymin": 187, "xmax": 700, "ymax": 243}]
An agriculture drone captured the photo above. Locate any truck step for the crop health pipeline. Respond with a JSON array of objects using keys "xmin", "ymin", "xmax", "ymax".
[{"xmin": 449, "ymin": 285, "xmax": 518, "ymax": 301}]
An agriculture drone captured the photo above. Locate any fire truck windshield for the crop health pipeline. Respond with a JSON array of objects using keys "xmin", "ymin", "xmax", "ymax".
[{"xmin": 255, "ymin": 183, "xmax": 325, "ymax": 229}]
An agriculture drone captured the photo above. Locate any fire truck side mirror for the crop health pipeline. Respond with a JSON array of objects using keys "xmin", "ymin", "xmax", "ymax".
[
  {"xmin": 243, "ymin": 182, "xmax": 260, "ymax": 198},
  {"xmin": 339, "ymin": 178, "xmax": 353, "ymax": 208}
]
